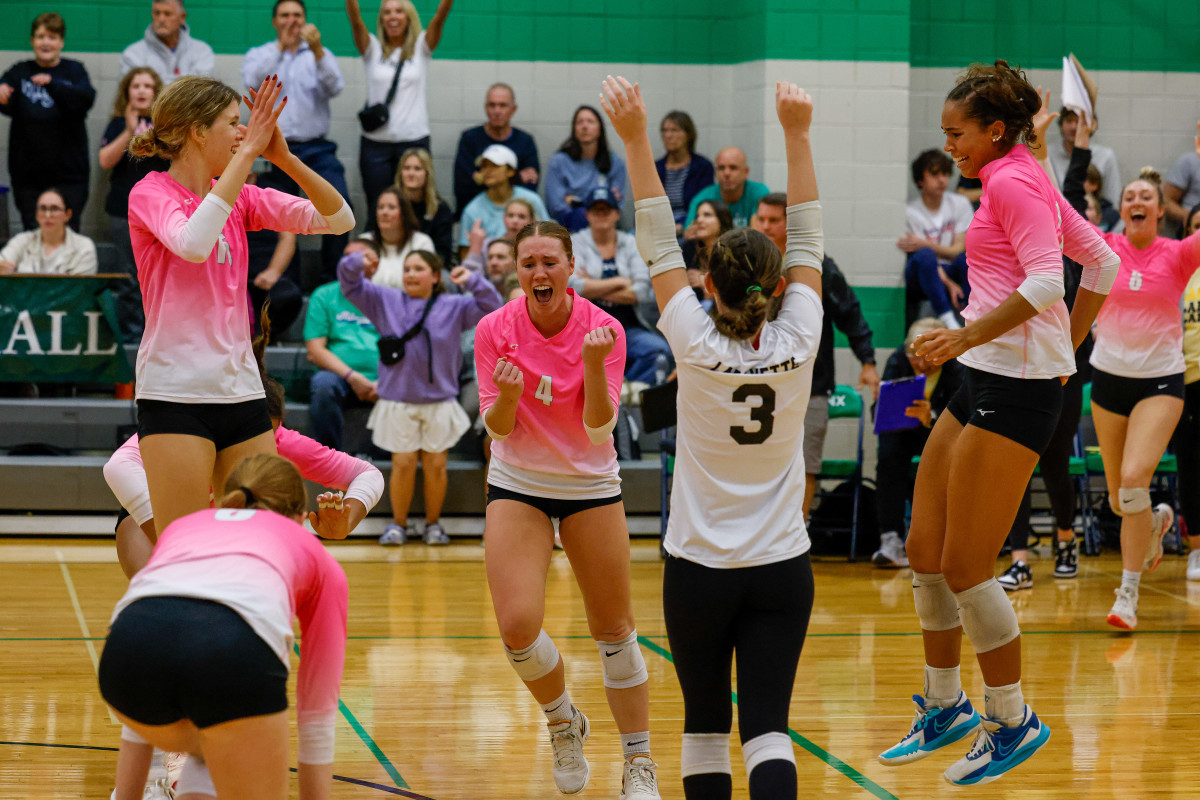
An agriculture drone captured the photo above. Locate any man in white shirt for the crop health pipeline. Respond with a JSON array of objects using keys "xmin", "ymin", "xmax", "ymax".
[
  {"xmin": 243, "ymin": 0, "xmax": 350, "ymax": 283},
  {"xmin": 1048, "ymin": 108, "xmax": 1121, "ymax": 209},
  {"xmin": 897, "ymin": 149, "xmax": 973, "ymax": 330},
  {"xmin": 119, "ymin": 0, "xmax": 214, "ymax": 82}
]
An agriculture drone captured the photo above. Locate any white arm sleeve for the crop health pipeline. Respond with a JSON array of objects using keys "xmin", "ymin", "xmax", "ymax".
[
  {"xmin": 343, "ymin": 464, "xmax": 385, "ymax": 512},
  {"xmin": 634, "ymin": 196, "xmax": 686, "ymax": 278},
  {"xmin": 1015, "ymin": 271, "xmax": 1066, "ymax": 313},
  {"xmin": 297, "ymin": 712, "xmax": 337, "ymax": 765},
  {"xmin": 321, "ymin": 199, "xmax": 355, "ymax": 235},
  {"xmin": 102, "ymin": 448, "xmax": 154, "ymax": 526},
  {"xmin": 1079, "ymin": 249, "xmax": 1120, "ymax": 295},
  {"xmin": 173, "ymin": 193, "xmax": 234, "ymax": 263},
  {"xmin": 785, "ymin": 201, "xmax": 823, "ymax": 272},
  {"xmin": 584, "ymin": 413, "xmax": 617, "ymax": 445}
]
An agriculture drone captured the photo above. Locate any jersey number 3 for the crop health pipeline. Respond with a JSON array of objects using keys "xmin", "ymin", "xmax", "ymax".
[
  {"xmin": 730, "ymin": 383, "xmax": 776, "ymax": 445},
  {"xmin": 535, "ymin": 375, "xmax": 554, "ymax": 406}
]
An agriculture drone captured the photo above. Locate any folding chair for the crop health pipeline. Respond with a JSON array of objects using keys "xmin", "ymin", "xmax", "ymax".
[{"xmin": 814, "ymin": 384, "xmax": 867, "ymax": 560}]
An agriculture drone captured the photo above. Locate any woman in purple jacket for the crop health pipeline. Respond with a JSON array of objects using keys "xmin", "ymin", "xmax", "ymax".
[{"xmin": 339, "ymin": 247, "xmax": 502, "ymax": 545}]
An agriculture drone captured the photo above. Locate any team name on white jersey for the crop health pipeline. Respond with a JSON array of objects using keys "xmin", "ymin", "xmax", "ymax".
[{"xmin": 708, "ymin": 356, "xmax": 806, "ymax": 375}]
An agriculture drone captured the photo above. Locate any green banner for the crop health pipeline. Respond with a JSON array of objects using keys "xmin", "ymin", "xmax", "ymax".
[{"xmin": 0, "ymin": 275, "xmax": 133, "ymax": 383}]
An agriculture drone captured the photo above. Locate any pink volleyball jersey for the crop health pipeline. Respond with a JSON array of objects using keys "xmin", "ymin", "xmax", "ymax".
[
  {"xmin": 961, "ymin": 145, "xmax": 1116, "ymax": 379},
  {"xmin": 1091, "ymin": 231, "xmax": 1200, "ymax": 378},
  {"xmin": 111, "ymin": 508, "xmax": 347, "ymax": 762},
  {"xmin": 128, "ymin": 172, "xmax": 335, "ymax": 403},
  {"xmin": 475, "ymin": 291, "xmax": 626, "ymax": 496},
  {"xmin": 105, "ymin": 428, "xmax": 384, "ymax": 525}
]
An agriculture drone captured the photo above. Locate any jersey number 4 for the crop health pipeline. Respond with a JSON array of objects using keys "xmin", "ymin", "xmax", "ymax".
[
  {"xmin": 534, "ymin": 375, "xmax": 554, "ymax": 406},
  {"xmin": 730, "ymin": 383, "xmax": 776, "ymax": 445}
]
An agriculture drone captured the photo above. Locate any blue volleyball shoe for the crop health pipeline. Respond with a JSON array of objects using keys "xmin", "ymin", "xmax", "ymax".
[
  {"xmin": 943, "ymin": 705, "xmax": 1050, "ymax": 786},
  {"xmin": 878, "ymin": 691, "xmax": 981, "ymax": 765}
]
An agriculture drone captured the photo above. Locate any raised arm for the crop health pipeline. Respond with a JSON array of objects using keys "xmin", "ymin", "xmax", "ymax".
[
  {"xmin": 599, "ymin": 76, "xmax": 690, "ymax": 313},
  {"xmin": 424, "ymin": 0, "xmax": 455, "ymax": 51},
  {"xmin": 344, "ymin": 0, "xmax": 371, "ymax": 55},
  {"xmin": 777, "ymin": 82, "xmax": 822, "ymax": 298}
]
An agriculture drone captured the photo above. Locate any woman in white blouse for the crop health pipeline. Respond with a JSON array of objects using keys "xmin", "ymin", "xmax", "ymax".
[
  {"xmin": 0, "ymin": 188, "xmax": 97, "ymax": 275},
  {"xmin": 343, "ymin": 0, "xmax": 455, "ymax": 225}
]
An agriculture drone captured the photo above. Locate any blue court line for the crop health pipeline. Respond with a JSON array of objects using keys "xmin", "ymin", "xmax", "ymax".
[
  {"xmin": 0, "ymin": 740, "xmax": 432, "ymax": 797},
  {"xmin": 291, "ymin": 643, "xmax": 409, "ymax": 790},
  {"xmin": 636, "ymin": 636, "xmax": 900, "ymax": 800}
]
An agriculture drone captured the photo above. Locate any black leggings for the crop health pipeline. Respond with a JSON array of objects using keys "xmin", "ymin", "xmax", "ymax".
[
  {"xmin": 1009, "ymin": 344, "xmax": 1090, "ymax": 548},
  {"xmin": 1172, "ymin": 380, "xmax": 1200, "ymax": 537},
  {"xmin": 663, "ymin": 552, "xmax": 813, "ymax": 798}
]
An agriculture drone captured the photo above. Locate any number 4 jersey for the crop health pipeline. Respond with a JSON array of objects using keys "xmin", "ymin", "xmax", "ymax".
[
  {"xmin": 475, "ymin": 290, "xmax": 627, "ymax": 499},
  {"xmin": 657, "ymin": 283, "xmax": 823, "ymax": 568}
]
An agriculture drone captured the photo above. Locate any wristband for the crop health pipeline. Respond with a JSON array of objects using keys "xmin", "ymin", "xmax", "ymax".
[{"xmin": 343, "ymin": 368, "xmax": 355, "ymax": 381}]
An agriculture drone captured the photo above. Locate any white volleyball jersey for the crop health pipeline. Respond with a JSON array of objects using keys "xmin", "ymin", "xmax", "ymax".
[{"xmin": 657, "ymin": 283, "xmax": 823, "ymax": 568}]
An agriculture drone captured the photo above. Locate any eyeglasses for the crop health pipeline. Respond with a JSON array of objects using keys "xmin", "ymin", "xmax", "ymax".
[{"xmin": 37, "ymin": 205, "xmax": 66, "ymax": 214}]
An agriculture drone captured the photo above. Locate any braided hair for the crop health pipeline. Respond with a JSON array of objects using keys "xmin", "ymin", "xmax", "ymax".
[{"xmin": 707, "ymin": 228, "xmax": 783, "ymax": 341}]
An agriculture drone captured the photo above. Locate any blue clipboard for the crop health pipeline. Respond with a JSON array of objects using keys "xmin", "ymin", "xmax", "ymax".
[{"xmin": 874, "ymin": 375, "xmax": 927, "ymax": 435}]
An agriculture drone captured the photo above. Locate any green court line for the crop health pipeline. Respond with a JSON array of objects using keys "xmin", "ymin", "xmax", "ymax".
[
  {"xmin": 637, "ymin": 635, "xmax": 900, "ymax": 800},
  {"xmin": 292, "ymin": 644, "xmax": 410, "ymax": 790}
]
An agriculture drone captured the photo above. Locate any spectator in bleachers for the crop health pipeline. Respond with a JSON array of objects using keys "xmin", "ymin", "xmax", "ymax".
[
  {"xmin": 956, "ymin": 175, "xmax": 982, "ymax": 208},
  {"xmin": 453, "ymin": 83, "xmax": 540, "ymax": 216},
  {"xmin": 304, "ymin": 240, "xmax": 382, "ymax": 451},
  {"xmin": 397, "ymin": 147, "xmax": 454, "ymax": 266},
  {"xmin": 458, "ymin": 144, "xmax": 548, "ymax": 257},
  {"xmin": 545, "ymin": 105, "xmax": 628, "ymax": 232},
  {"xmin": 359, "ymin": 185, "xmax": 435, "ymax": 289},
  {"xmin": 244, "ymin": 172, "xmax": 304, "ymax": 337},
  {"xmin": 1165, "ymin": 124, "xmax": 1200, "ymax": 235},
  {"xmin": 243, "ymin": 0, "xmax": 350, "ymax": 285},
  {"xmin": 749, "ymin": 191, "xmax": 787, "ymax": 250},
  {"xmin": 500, "ymin": 197, "xmax": 537, "ymax": 241},
  {"xmin": 460, "ymin": 221, "xmax": 518, "ymax": 292},
  {"xmin": 898, "ymin": 149, "xmax": 973, "ymax": 330},
  {"xmin": 682, "ymin": 198, "xmax": 732, "ymax": 298},
  {"xmin": 118, "ymin": 0, "xmax": 213, "ymax": 82},
  {"xmin": 99, "ymin": 67, "xmax": 168, "ymax": 341},
  {"xmin": 655, "ymin": 110, "xmax": 714, "ymax": 234},
  {"xmin": 570, "ymin": 186, "xmax": 673, "ymax": 390},
  {"xmin": 683, "ymin": 146, "xmax": 768, "ymax": 230},
  {"xmin": 1049, "ymin": 108, "xmax": 1121, "ymax": 208},
  {"xmin": 344, "ymin": 0, "xmax": 456, "ymax": 225},
  {"xmin": 870, "ymin": 318, "xmax": 964, "ymax": 568},
  {"xmin": 0, "ymin": 188, "xmax": 97, "ymax": 275},
  {"xmin": 1085, "ymin": 166, "xmax": 1120, "ymax": 232},
  {"xmin": 0, "ymin": 13, "xmax": 95, "ymax": 232},
  {"xmin": 338, "ymin": 246, "xmax": 501, "ymax": 545}
]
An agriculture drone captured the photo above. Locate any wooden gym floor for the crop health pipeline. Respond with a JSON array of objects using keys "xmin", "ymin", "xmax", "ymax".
[{"xmin": 1, "ymin": 533, "xmax": 1198, "ymax": 799}]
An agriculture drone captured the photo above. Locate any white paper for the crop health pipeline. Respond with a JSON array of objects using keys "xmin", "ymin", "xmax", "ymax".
[{"xmin": 1061, "ymin": 56, "xmax": 1093, "ymax": 122}]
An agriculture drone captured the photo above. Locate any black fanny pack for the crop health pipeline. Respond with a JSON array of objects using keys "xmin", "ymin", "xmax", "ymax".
[
  {"xmin": 377, "ymin": 294, "xmax": 436, "ymax": 367},
  {"xmin": 358, "ymin": 56, "xmax": 405, "ymax": 132}
]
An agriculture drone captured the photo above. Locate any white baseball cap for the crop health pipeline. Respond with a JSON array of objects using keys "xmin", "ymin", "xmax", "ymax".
[{"xmin": 476, "ymin": 144, "xmax": 518, "ymax": 170}]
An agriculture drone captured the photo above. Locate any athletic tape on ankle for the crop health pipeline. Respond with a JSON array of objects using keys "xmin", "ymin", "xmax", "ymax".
[
  {"xmin": 742, "ymin": 731, "xmax": 795, "ymax": 775},
  {"xmin": 177, "ymin": 757, "xmax": 216, "ymax": 797},
  {"xmin": 1117, "ymin": 487, "xmax": 1152, "ymax": 516},
  {"xmin": 596, "ymin": 630, "xmax": 648, "ymax": 689},
  {"xmin": 680, "ymin": 733, "xmax": 732, "ymax": 778},
  {"xmin": 912, "ymin": 572, "xmax": 960, "ymax": 631},
  {"xmin": 955, "ymin": 578, "xmax": 1020, "ymax": 653},
  {"xmin": 505, "ymin": 629, "xmax": 559, "ymax": 682},
  {"xmin": 119, "ymin": 725, "xmax": 148, "ymax": 745},
  {"xmin": 784, "ymin": 202, "xmax": 823, "ymax": 272},
  {"xmin": 634, "ymin": 197, "xmax": 687, "ymax": 278}
]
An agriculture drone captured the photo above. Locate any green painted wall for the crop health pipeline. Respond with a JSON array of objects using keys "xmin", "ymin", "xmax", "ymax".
[{"xmin": 911, "ymin": 0, "xmax": 1200, "ymax": 72}]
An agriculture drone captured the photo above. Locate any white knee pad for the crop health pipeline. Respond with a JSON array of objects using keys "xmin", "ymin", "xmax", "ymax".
[
  {"xmin": 177, "ymin": 756, "xmax": 215, "ymax": 798},
  {"xmin": 120, "ymin": 724, "xmax": 148, "ymax": 744},
  {"xmin": 596, "ymin": 630, "xmax": 648, "ymax": 689},
  {"xmin": 680, "ymin": 732, "xmax": 732, "ymax": 778},
  {"xmin": 742, "ymin": 732, "xmax": 795, "ymax": 775},
  {"xmin": 1117, "ymin": 487, "xmax": 1152, "ymax": 516},
  {"xmin": 955, "ymin": 578, "xmax": 1020, "ymax": 654},
  {"xmin": 912, "ymin": 572, "xmax": 961, "ymax": 632},
  {"xmin": 504, "ymin": 630, "xmax": 560, "ymax": 682}
]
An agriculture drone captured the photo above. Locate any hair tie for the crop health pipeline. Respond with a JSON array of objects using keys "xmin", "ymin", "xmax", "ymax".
[
  {"xmin": 240, "ymin": 486, "xmax": 256, "ymax": 506},
  {"xmin": 746, "ymin": 284, "xmax": 762, "ymax": 295}
]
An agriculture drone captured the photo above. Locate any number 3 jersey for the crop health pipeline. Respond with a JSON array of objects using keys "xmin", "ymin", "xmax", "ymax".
[
  {"xmin": 475, "ymin": 290, "xmax": 626, "ymax": 499},
  {"xmin": 658, "ymin": 283, "xmax": 823, "ymax": 568},
  {"xmin": 1090, "ymin": 231, "xmax": 1200, "ymax": 379}
]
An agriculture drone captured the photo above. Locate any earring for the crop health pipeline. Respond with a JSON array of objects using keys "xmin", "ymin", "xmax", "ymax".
[{"xmin": 992, "ymin": 136, "xmax": 1000, "ymax": 142}]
